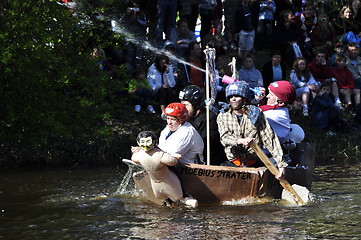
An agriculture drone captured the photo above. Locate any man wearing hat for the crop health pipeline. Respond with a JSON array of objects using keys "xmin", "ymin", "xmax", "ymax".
[
  {"xmin": 216, "ymin": 81, "xmax": 287, "ymax": 179},
  {"xmin": 258, "ymin": 81, "xmax": 305, "ymax": 150}
]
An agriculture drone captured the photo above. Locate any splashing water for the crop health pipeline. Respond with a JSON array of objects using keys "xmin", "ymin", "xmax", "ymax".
[
  {"xmin": 111, "ymin": 20, "xmax": 207, "ymax": 73},
  {"xmin": 115, "ymin": 159, "xmax": 144, "ymax": 195}
]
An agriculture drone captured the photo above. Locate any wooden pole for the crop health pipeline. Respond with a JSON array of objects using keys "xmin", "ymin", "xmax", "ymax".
[{"xmin": 250, "ymin": 142, "xmax": 306, "ymax": 205}]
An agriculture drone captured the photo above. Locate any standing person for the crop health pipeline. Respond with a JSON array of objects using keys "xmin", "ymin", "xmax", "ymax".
[
  {"xmin": 238, "ymin": 53, "xmax": 264, "ymax": 89},
  {"xmin": 271, "ymin": 9, "xmax": 300, "ymax": 66},
  {"xmin": 332, "ymin": 53, "xmax": 361, "ymax": 110},
  {"xmin": 234, "ymin": 0, "xmax": 260, "ymax": 60},
  {"xmin": 290, "ymin": 57, "xmax": 319, "ymax": 116},
  {"xmin": 261, "ymin": 50, "xmax": 287, "ymax": 88},
  {"xmin": 255, "ymin": 0, "xmax": 276, "ymax": 51},
  {"xmin": 147, "ymin": 55, "xmax": 177, "ymax": 115},
  {"xmin": 158, "ymin": 103, "xmax": 204, "ymax": 165},
  {"xmin": 199, "ymin": 0, "xmax": 219, "ymax": 43},
  {"xmin": 216, "ymin": 81, "xmax": 288, "ymax": 179},
  {"xmin": 178, "ymin": 0, "xmax": 199, "ymax": 32},
  {"xmin": 308, "ymin": 50, "xmax": 343, "ymax": 109},
  {"xmin": 155, "ymin": 0, "xmax": 177, "ymax": 46},
  {"xmin": 179, "ymin": 85, "xmax": 227, "ymax": 165},
  {"xmin": 120, "ymin": 0, "xmax": 147, "ymax": 75},
  {"xmin": 223, "ymin": 0, "xmax": 241, "ymax": 52},
  {"xmin": 346, "ymin": 42, "xmax": 361, "ymax": 91}
]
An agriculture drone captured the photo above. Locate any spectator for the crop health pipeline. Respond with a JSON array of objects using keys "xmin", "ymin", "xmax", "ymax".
[
  {"xmin": 334, "ymin": 5, "xmax": 357, "ymax": 37},
  {"xmin": 310, "ymin": 14, "xmax": 337, "ymax": 58},
  {"xmin": 261, "ymin": 50, "xmax": 287, "ymax": 88},
  {"xmin": 178, "ymin": 0, "xmax": 199, "ymax": 32},
  {"xmin": 331, "ymin": 43, "xmax": 346, "ymax": 66},
  {"xmin": 290, "ymin": 57, "xmax": 319, "ymax": 116},
  {"xmin": 199, "ymin": 0, "xmax": 219, "ymax": 42},
  {"xmin": 238, "ymin": 53, "xmax": 264, "ymax": 89},
  {"xmin": 234, "ymin": 0, "xmax": 260, "ymax": 59},
  {"xmin": 346, "ymin": 42, "xmax": 361, "ymax": 90},
  {"xmin": 312, "ymin": 82, "xmax": 343, "ymax": 136},
  {"xmin": 147, "ymin": 54, "xmax": 177, "ymax": 116},
  {"xmin": 332, "ymin": 53, "xmax": 360, "ymax": 110},
  {"xmin": 307, "ymin": 50, "xmax": 343, "ymax": 109},
  {"xmin": 255, "ymin": 0, "xmax": 276, "ymax": 51},
  {"xmin": 155, "ymin": 0, "xmax": 177, "ymax": 45},
  {"xmin": 129, "ymin": 67, "xmax": 155, "ymax": 113},
  {"xmin": 169, "ymin": 18, "xmax": 197, "ymax": 59}
]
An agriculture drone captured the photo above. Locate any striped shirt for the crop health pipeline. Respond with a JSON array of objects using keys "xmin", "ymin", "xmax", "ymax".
[{"xmin": 217, "ymin": 107, "xmax": 287, "ymax": 168}]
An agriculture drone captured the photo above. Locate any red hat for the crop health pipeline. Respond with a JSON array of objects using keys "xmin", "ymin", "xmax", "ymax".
[
  {"xmin": 164, "ymin": 103, "xmax": 188, "ymax": 119},
  {"xmin": 268, "ymin": 81, "xmax": 295, "ymax": 104}
]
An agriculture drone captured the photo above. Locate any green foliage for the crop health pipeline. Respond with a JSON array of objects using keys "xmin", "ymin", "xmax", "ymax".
[{"xmin": 0, "ymin": 0, "xmax": 129, "ymax": 168}]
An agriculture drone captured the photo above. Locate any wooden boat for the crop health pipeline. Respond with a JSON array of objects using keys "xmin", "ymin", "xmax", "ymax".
[{"xmin": 125, "ymin": 142, "xmax": 315, "ymax": 205}]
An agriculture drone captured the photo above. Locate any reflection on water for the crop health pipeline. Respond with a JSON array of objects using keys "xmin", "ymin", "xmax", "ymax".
[{"xmin": 1, "ymin": 162, "xmax": 360, "ymax": 240}]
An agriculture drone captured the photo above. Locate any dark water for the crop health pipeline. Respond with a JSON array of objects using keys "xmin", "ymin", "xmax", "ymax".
[{"xmin": 1, "ymin": 162, "xmax": 360, "ymax": 240}]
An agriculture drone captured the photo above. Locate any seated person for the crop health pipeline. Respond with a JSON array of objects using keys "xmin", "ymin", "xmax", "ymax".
[
  {"xmin": 169, "ymin": 18, "xmax": 197, "ymax": 59},
  {"xmin": 238, "ymin": 53, "xmax": 264, "ymax": 89},
  {"xmin": 158, "ymin": 103, "xmax": 204, "ymax": 165},
  {"xmin": 216, "ymin": 81, "xmax": 288, "ymax": 179},
  {"xmin": 312, "ymin": 82, "xmax": 343, "ymax": 135},
  {"xmin": 261, "ymin": 50, "xmax": 287, "ymax": 89}
]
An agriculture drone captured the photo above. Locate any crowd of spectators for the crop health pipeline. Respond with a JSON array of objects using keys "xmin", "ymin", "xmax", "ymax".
[{"xmin": 95, "ymin": 0, "xmax": 361, "ymax": 134}]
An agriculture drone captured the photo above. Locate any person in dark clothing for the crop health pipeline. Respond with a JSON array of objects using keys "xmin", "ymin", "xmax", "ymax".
[
  {"xmin": 312, "ymin": 82, "xmax": 343, "ymax": 136},
  {"xmin": 179, "ymin": 85, "xmax": 227, "ymax": 165},
  {"xmin": 261, "ymin": 50, "xmax": 287, "ymax": 89}
]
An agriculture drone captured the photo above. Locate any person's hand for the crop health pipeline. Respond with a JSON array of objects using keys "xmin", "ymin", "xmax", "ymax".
[
  {"xmin": 236, "ymin": 137, "xmax": 255, "ymax": 146},
  {"xmin": 171, "ymin": 153, "xmax": 182, "ymax": 160},
  {"xmin": 308, "ymin": 83, "xmax": 318, "ymax": 91},
  {"xmin": 131, "ymin": 146, "xmax": 141, "ymax": 154},
  {"xmin": 165, "ymin": 64, "xmax": 169, "ymax": 74},
  {"xmin": 275, "ymin": 167, "xmax": 285, "ymax": 180},
  {"xmin": 255, "ymin": 87, "xmax": 266, "ymax": 101}
]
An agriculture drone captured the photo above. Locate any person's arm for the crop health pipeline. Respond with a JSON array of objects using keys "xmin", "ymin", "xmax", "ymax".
[
  {"xmin": 290, "ymin": 70, "xmax": 306, "ymax": 88},
  {"xmin": 147, "ymin": 65, "xmax": 161, "ymax": 91},
  {"xmin": 163, "ymin": 65, "xmax": 176, "ymax": 88},
  {"xmin": 216, "ymin": 113, "xmax": 239, "ymax": 147}
]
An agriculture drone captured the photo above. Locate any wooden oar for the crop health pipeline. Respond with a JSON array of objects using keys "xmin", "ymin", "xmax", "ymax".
[{"xmin": 250, "ymin": 142, "xmax": 306, "ymax": 205}]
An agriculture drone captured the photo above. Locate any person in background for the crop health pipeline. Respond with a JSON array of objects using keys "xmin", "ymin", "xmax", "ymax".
[
  {"xmin": 155, "ymin": 0, "xmax": 177, "ymax": 46},
  {"xmin": 330, "ymin": 43, "xmax": 346, "ymax": 66},
  {"xmin": 120, "ymin": 0, "xmax": 147, "ymax": 75},
  {"xmin": 199, "ymin": 0, "xmax": 219, "ymax": 43},
  {"xmin": 334, "ymin": 5, "xmax": 357, "ymax": 37},
  {"xmin": 255, "ymin": 0, "xmax": 276, "ymax": 51},
  {"xmin": 158, "ymin": 103, "xmax": 204, "ymax": 165},
  {"xmin": 91, "ymin": 47, "xmax": 117, "ymax": 78},
  {"xmin": 332, "ymin": 53, "xmax": 360, "ymax": 110},
  {"xmin": 234, "ymin": 0, "xmax": 260, "ymax": 59},
  {"xmin": 128, "ymin": 67, "xmax": 155, "ymax": 113},
  {"xmin": 216, "ymin": 81, "xmax": 287, "ymax": 179},
  {"xmin": 310, "ymin": 14, "xmax": 337, "ymax": 58},
  {"xmin": 238, "ymin": 53, "xmax": 264, "ymax": 89},
  {"xmin": 177, "ymin": 0, "xmax": 199, "ymax": 32},
  {"xmin": 261, "ymin": 50, "xmax": 287, "ymax": 88},
  {"xmin": 346, "ymin": 42, "xmax": 361, "ymax": 91},
  {"xmin": 290, "ymin": 57, "xmax": 319, "ymax": 116},
  {"xmin": 307, "ymin": 50, "xmax": 343, "ymax": 109},
  {"xmin": 169, "ymin": 18, "xmax": 197, "ymax": 59},
  {"xmin": 179, "ymin": 85, "xmax": 227, "ymax": 165},
  {"xmin": 147, "ymin": 54, "xmax": 177, "ymax": 116},
  {"xmin": 312, "ymin": 82, "xmax": 343, "ymax": 136}
]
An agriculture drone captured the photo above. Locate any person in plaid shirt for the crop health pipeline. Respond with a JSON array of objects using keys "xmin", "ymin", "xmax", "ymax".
[{"xmin": 217, "ymin": 80, "xmax": 287, "ymax": 179}]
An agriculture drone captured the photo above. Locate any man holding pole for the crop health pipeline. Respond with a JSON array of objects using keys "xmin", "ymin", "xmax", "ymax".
[{"xmin": 216, "ymin": 80, "xmax": 288, "ymax": 179}]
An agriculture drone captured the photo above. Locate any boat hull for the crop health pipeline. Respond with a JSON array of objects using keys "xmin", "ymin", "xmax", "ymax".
[{"xmin": 131, "ymin": 143, "xmax": 315, "ymax": 205}]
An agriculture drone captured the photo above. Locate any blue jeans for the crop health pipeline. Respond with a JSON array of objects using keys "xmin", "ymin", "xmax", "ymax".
[{"xmin": 156, "ymin": 0, "xmax": 177, "ymax": 42}]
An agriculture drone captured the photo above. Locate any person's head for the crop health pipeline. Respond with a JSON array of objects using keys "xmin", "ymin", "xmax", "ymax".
[
  {"xmin": 188, "ymin": 41, "xmax": 202, "ymax": 58},
  {"xmin": 266, "ymin": 81, "xmax": 295, "ymax": 106},
  {"xmin": 163, "ymin": 40, "xmax": 176, "ymax": 54},
  {"xmin": 179, "ymin": 85, "xmax": 205, "ymax": 118},
  {"xmin": 225, "ymin": 81, "xmax": 251, "ymax": 110},
  {"xmin": 335, "ymin": 53, "xmax": 347, "ymax": 69},
  {"xmin": 340, "ymin": 5, "xmax": 353, "ymax": 19},
  {"xmin": 136, "ymin": 131, "xmax": 158, "ymax": 152},
  {"xmin": 335, "ymin": 43, "xmax": 346, "ymax": 54},
  {"xmin": 271, "ymin": 50, "xmax": 282, "ymax": 66},
  {"xmin": 303, "ymin": 3, "xmax": 315, "ymax": 18},
  {"xmin": 164, "ymin": 103, "xmax": 188, "ymax": 131},
  {"xmin": 319, "ymin": 82, "xmax": 332, "ymax": 95},
  {"xmin": 279, "ymin": 9, "xmax": 294, "ymax": 24},
  {"xmin": 242, "ymin": 54, "xmax": 255, "ymax": 70},
  {"xmin": 314, "ymin": 50, "xmax": 327, "ymax": 65},
  {"xmin": 133, "ymin": 67, "xmax": 146, "ymax": 79},
  {"xmin": 91, "ymin": 47, "xmax": 105, "ymax": 59},
  {"xmin": 317, "ymin": 14, "xmax": 329, "ymax": 28},
  {"xmin": 177, "ymin": 18, "xmax": 189, "ymax": 36},
  {"xmin": 347, "ymin": 42, "xmax": 360, "ymax": 59},
  {"xmin": 293, "ymin": 57, "xmax": 308, "ymax": 72},
  {"xmin": 154, "ymin": 54, "xmax": 169, "ymax": 71}
]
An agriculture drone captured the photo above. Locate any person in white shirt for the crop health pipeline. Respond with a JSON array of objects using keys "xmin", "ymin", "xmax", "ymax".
[{"xmin": 158, "ymin": 102, "xmax": 204, "ymax": 165}]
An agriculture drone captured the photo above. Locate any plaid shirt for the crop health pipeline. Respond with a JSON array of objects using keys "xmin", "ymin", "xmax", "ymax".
[{"xmin": 217, "ymin": 106, "xmax": 287, "ymax": 168}]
